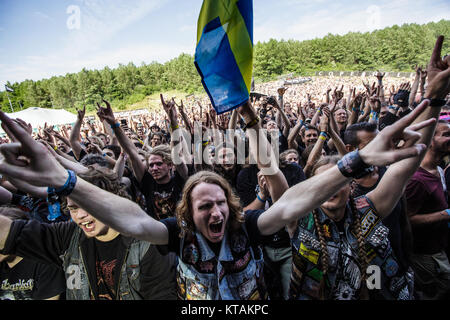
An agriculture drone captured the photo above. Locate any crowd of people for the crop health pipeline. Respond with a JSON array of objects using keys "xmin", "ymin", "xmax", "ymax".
[{"xmin": 0, "ymin": 35, "xmax": 449, "ymax": 301}]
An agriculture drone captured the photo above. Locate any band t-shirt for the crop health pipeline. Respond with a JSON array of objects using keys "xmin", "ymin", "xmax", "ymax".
[
  {"xmin": 83, "ymin": 236, "xmax": 124, "ymax": 300},
  {"xmin": 0, "ymin": 258, "xmax": 65, "ymax": 300},
  {"xmin": 140, "ymin": 171, "xmax": 185, "ymax": 220},
  {"xmin": 93, "ymin": 237, "xmax": 122, "ymax": 300}
]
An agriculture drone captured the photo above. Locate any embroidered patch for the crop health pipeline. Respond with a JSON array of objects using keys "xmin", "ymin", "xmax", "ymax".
[
  {"xmin": 186, "ymin": 280, "xmax": 208, "ymax": 300},
  {"xmin": 292, "ymin": 250, "xmax": 307, "ymax": 271},
  {"xmin": 360, "ymin": 209, "xmax": 380, "ymax": 238},
  {"xmin": 230, "ymin": 232, "xmax": 248, "ymax": 254},
  {"xmin": 383, "ymin": 258, "xmax": 399, "ymax": 277},
  {"xmin": 323, "ymin": 224, "xmax": 332, "ymax": 240},
  {"xmin": 182, "ymin": 243, "xmax": 199, "ymax": 265},
  {"xmin": 390, "ymin": 276, "xmax": 406, "ymax": 293},
  {"xmin": 299, "ymin": 243, "xmax": 319, "ymax": 265},
  {"xmin": 306, "ymin": 267, "xmax": 324, "ymax": 283},
  {"xmin": 354, "ymin": 196, "xmax": 370, "ymax": 210},
  {"xmin": 238, "ymin": 277, "xmax": 258, "ymax": 300}
]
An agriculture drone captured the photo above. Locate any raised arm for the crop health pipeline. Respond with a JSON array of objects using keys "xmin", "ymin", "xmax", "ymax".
[
  {"xmin": 69, "ymin": 106, "xmax": 87, "ymax": 161},
  {"xmin": 409, "ymin": 66, "xmax": 422, "ymax": 107},
  {"xmin": 238, "ymin": 98, "xmax": 289, "ymax": 204},
  {"xmin": 162, "ymin": 96, "xmax": 189, "ymax": 180},
  {"xmin": 96, "ymin": 100, "xmax": 146, "ymax": 182},
  {"xmin": 0, "ymin": 112, "xmax": 169, "ymax": 245},
  {"xmin": 304, "ymin": 111, "xmax": 329, "ymax": 177},
  {"xmin": 367, "ymin": 35, "xmax": 450, "ymax": 218},
  {"xmin": 256, "ymin": 96, "xmax": 435, "ymax": 236}
]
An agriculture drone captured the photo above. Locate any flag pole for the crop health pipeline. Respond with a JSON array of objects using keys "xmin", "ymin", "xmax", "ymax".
[{"xmin": 5, "ymin": 91, "xmax": 14, "ymax": 113}]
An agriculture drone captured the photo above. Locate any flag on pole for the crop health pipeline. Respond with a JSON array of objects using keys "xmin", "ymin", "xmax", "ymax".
[
  {"xmin": 5, "ymin": 84, "xmax": 14, "ymax": 93},
  {"xmin": 195, "ymin": 0, "xmax": 253, "ymax": 115}
]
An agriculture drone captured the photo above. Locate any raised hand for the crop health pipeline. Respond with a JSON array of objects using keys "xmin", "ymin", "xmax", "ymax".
[
  {"xmin": 359, "ymin": 100, "xmax": 434, "ymax": 166},
  {"xmin": 160, "ymin": 94, "xmax": 178, "ymax": 124},
  {"xmin": 278, "ymin": 87, "xmax": 288, "ymax": 97},
  {"xmin": 96, "ymin": 100, "xmax": 116, "ymax": 125},
  {"xmin": 76, "ymin": 105, "xmax": 86, "ymax": 122},
  {"xmin": 425, "ymin": 36, "xmax": 450, "ymax": 99},
  {"xmin": 369, "ymin": 95, "xmax": 381, "ymax": 113},
  {"xmin": 0, "ymin": 111, "xmax": 69, "ymax": 188},
  {"xmin": 376, "ymin": 71, "xmax": 385, "ymax": 81}
]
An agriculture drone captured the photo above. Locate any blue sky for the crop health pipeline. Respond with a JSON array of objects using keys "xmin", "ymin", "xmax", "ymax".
[{"xmin": 0, "ymin": 0, "xmax": 449, "ymax": 89}]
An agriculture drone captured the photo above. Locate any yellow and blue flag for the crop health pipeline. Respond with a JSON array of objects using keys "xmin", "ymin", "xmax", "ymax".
[{"xmin": 195, "ymin": 0, "xmax": 253, "ymax": 115}]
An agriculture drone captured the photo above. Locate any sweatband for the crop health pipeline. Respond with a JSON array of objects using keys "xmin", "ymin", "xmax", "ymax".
[
  {"xmin": 337, "ymin": 150, "xmax": 374, "ymax": 179},
  {"xmin": 47, "ymin": 170, "xmax": 77, "ymax": 197}
]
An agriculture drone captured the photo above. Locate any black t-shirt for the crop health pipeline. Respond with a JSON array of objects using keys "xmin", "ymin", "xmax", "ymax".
[
  {"xmin": 398, "ymin": 107, "xmax": 412, "ymax": 119},
  {"xmin": 0, "ymin": 258, "xmax": 65, "ymax": 300},
  {"xmin": 236, "ymin": 163, "xmax": 306, "ymax": 248},
  {"xmin": 84, "ymin": 236, "xmax": 124, "ymax": 300},
  {"xmin": 159, "ymin": 210, "xmax": 264, "ymax": 255},
  {"xmin": 140, "ymin": 171, "xmax": 185, "ymax": 220}
]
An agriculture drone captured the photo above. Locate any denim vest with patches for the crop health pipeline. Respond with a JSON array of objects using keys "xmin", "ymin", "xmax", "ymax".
[
  {"xmin": 176, "ymin": 226, "xmax": 267, "ymax": 300},
  {"xmin": 62, "ymin": 228, "xmax": 150, "ymax": 300},
  {"xmin": 289, "ymin": 195, "xmax": 414, "ymax": 300}
]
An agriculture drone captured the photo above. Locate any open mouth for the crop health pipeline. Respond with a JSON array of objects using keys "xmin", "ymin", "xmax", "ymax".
[
  {"xmin": 209, "ymin": 220, "xmax": 223, "ymax": 234},
  {"xmin": 80, "ymin": 220, "xmax": 95, "ymax": 232}
]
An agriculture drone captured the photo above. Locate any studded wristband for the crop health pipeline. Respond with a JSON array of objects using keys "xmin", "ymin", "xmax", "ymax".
[{"xmin": 337, "ymin": 150, "xmax": 374, "ymax": 179}]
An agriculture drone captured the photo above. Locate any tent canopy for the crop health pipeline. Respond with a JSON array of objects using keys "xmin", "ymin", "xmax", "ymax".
[{"xmin": 0, "ymin": 107, "xmax": 77, "ymax": 134}]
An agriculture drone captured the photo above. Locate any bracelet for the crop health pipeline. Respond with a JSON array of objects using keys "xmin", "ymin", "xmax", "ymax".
[
  {"xmin": 111, "ymin": 122, "xmax": 120, "ymax": 129},
  {"xmin": 337, "ymin": 150, "xmax": 374, "ymax": 179},
  {"xmin": 257, "ymin": 193, "xmax": 266, "ymax": 203},
  {"xmin": 47, "ymin": 170, "xmax": 77, "ymax": 197},
  {"xmin": 243, "ymin": 117, "xmax": 260, "ymax": 131}
]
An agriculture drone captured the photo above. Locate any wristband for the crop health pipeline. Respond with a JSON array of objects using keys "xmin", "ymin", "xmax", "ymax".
[
  {"xmin": 352, "ymin": 107, "xmax": 360, "ymax": 112},
  {"xmin": 171, "ymin": 124, "xmax": 180, "ymax": 130},
  {"xmin": 445, "ymin": 209, "xmax": 450, "ymax": 217},
  {"xmin": 337, "ymin": 150, "xmax": 374, "ymax": 179},
  {"xmin": 243, "ymin": 117, "xmax": 260, "ymax": 131},
  {"xmin": 111, "ymin": 122, "xmax": 120, "ymax": 129},
  {"xmin": 428, "ymin": 99, "xmax": 447, "ymax": 107},
  {"xmin": 298, "ymin": 120, "xmax": 305, "ymax": 127},
  {"xmin": 257, "ymin": 193, "xmax": 266, "ymax": 203},
  {"xmin": 369, "ymin": 111, "xmax": 378, "ymax": 122},
  {"xmin": 47, "ymin": 170, "xmax": 77, "ymax": 197},
  {"xmin": 319, "ymin": 132, "xmax": 328, "ymax": 141}
]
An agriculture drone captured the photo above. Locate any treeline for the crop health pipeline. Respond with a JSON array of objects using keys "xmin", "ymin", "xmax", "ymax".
[
  {"xmin": 253, "ymin": 20, "xmax": 450, "ymax": 79},
  {"xmin": 1, "ymin": 19, "xmax": 449, "ymax": 113}
]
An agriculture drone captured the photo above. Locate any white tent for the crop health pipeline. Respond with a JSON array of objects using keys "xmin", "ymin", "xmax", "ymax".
[{"xmin": 0, "ymin": 107, "xmax": 77, "ymax": 134}]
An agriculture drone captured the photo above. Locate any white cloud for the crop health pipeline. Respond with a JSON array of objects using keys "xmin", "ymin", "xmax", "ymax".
[{"xmin": 254, "ymin": 0, "xmax": 450, "ymax": 42}]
